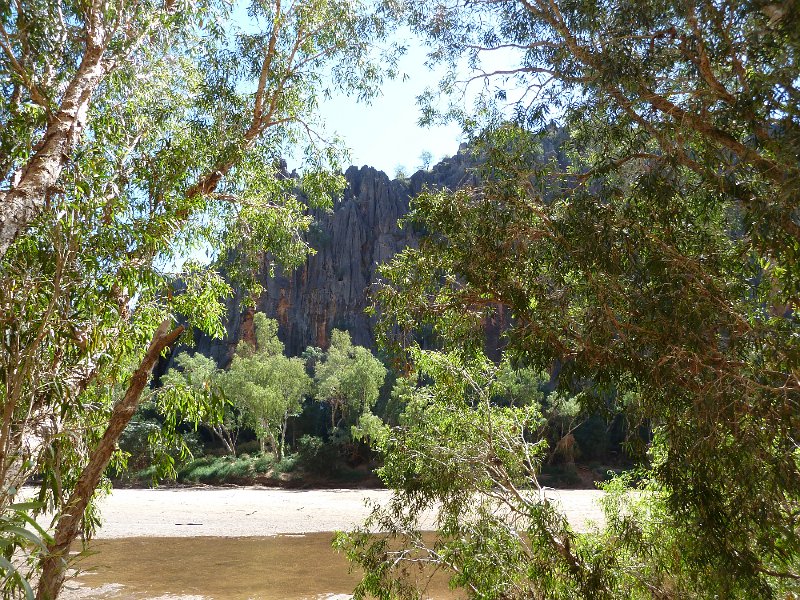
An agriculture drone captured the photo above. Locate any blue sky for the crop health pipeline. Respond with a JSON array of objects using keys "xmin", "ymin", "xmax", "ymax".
[
  {"xmin": 314, "ymin": 34, "xmax": 525, "ymax": 175},
  {"xmin": 231, "ymin": 3, "xmax": 467, "ymax": 175},
  {"xmin": 316, "ymin": 40, "xmax": 465, "ymax": 175},
  {"xmin": 231, "ymin": 2, "xmax": 529, "ymax": 176}
]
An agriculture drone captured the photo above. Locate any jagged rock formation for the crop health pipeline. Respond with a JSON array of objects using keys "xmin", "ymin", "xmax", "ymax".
[{"xmin": 197, "ymin": 147, "xmax": 480, "ymax": 364}]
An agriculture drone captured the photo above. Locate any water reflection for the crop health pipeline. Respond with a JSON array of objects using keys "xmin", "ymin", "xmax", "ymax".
[{"xmin": 66, "ymin": 533, "xmax": 455, "ymax": 600}]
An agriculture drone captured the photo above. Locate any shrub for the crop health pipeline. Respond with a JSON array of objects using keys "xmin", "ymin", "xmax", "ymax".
[{"xmin": 296, "ymin": 435, "xmax": 339, "ymax": 476}]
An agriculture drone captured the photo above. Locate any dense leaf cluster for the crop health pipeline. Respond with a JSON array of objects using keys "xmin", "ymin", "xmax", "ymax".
[{"xmin": 344, "ymin": 0, "xmax": 800, "ymax": 597}]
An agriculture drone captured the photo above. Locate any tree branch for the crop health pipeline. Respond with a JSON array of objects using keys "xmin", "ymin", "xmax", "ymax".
[{"xmin": 36, "ymin": 320, "xmax": 185, "ymax": 600}]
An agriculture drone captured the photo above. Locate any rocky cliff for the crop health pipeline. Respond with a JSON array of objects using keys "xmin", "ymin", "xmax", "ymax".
[{"xmin": 196, "ymin": 147, "xmax": 480, "ymax": 364}]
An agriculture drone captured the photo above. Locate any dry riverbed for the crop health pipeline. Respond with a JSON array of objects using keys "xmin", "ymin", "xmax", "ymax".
[
  {"xmin": 57, "ymin": 487, "xmax": 605, "ymax": 600},
  {"xmin": 83, "ymin": 486, "xmax": 605, "ymax": 538}
]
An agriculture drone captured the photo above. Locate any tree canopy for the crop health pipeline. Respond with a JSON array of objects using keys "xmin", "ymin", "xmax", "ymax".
[
  {"xmin": 220, "ymin": 313, "xmax": 312, "ymax": 459},
  {"xmin": 0, "ymin": 0, "xmax": 398, "ymax": 597},
  {"xmin": 341, "ymin": 0, "xmax": 800, "ymax": 598},
  {"xmin": 314, "ymin": 329, "xmax": 388, "ymax": 430}
]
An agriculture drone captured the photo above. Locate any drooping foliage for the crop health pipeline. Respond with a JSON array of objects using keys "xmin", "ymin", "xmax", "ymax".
[
  {"xmin": 159, "ymin": 351, "xmax": 241, "ymax": 457},
  {"xmin": 0, "ymin": 0, "xmax": 399, "ymax": 597},
  {"xmin": 341, "ymin": 0, "xmax": 800, "ymax": 597}
]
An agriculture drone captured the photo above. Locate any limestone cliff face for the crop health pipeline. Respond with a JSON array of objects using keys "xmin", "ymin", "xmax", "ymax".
[
  {"xmin": 198, "ymin": 148, "xmax": 478, "ymax": 364},
  {"xmin": 260, "ymin": 164, "xmax": 416, "ymax": 355}
]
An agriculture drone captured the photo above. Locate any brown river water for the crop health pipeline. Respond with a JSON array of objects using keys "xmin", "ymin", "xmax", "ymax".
[
  {"xmin": 65, "ymin": 533, "xmax": 456, "ymax": 600},
  {"xmin": 55, "ymin": 487, "xmax": 603, "ymax": 599}
]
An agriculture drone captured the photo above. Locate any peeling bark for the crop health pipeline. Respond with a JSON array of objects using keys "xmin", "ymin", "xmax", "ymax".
[{"xmin": 0, "ymin": 34, "xmax": 108, "ymax": 258}]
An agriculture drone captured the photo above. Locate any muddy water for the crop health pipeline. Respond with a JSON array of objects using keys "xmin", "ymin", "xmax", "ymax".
[{"xmin": 66, "ymin": 533, "xmax": 456, "ymax": 600}]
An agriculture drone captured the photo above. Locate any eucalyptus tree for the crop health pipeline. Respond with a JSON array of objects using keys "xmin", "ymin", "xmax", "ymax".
[
  {"xmin": 220, "ymin": 313, "xmax": 312, "ymax": 460},
  {"xmin": 0, "ymin": 0, "xmax": 397, "ymax": 597},
  {"xmin": 160, "ymin": 352, "xmax": 240, "ymax": 456},
  {"xmin": 341, "ymin": 0, "xmax": 800, "ymax": 597},
  {"xmin": 0, "ymin": 0, "xmax": 211, "ymax": 257},
  {"xmin": 314, "ymin": 329, "xmax": 387, "ymax": 431}
]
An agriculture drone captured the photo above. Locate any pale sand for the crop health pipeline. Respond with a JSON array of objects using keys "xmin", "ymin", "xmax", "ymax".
[
  {"xmin": 54, "ymin": 487, "xmax": 604, "ymax": 599},
  {"xmin": 85, "ymin": 486, "xmax": 605, "ymax": 538}
]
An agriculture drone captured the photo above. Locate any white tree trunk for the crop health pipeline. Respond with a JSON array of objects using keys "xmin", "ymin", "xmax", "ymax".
[{"xmin": 0, "ymin": 35, "xmax": 107, "ymax": 258}]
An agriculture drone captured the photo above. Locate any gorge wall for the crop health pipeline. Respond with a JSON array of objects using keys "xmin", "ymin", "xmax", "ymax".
[{"xmin": 195, "ymin": 147, "xmax": 482, "ymax": 364}]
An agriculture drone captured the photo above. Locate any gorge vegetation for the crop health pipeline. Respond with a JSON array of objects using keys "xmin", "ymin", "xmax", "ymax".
[
  {"xmin": 150, "ymin": 313, "xmax": 388, "ymax": 478},
  {"xmin": 337, "ymin": 1, "xmax": 800, "ymax": 598},
  {"xmin": 0, "ymin": 0, "xmax": 798, "ymax": 599}
]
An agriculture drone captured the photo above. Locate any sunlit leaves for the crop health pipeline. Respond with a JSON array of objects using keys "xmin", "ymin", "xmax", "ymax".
[
  {"xmin": 219, "ymin": 314, "xmax": 312, "ymax": 459},
  {"xmin": 314, "ymin": 329, "xmax": 388, "ymax": 430},
  {"xmin": 0, "ymin": 501, "xmax": 52, "ymax": 599},
  {"xmin": 172, "ymin": 263, "xmax": 232, "ymax": 341}
]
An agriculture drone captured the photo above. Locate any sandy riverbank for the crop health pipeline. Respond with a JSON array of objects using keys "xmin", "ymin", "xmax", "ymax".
[
  {"xmin": 54, "ymin": 487, "xmax": 605, "ymax": 599},
  {"xmin": 84, "ymin": 486, "xmax": 605, "ymax": 538}
]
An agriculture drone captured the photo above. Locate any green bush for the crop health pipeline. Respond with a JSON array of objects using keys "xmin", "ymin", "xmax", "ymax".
[
  {"xmin": 274, "ymin": 454, "xmax": 298, "ymax": 474},
  {"xmin": 296, "ymin": 435, "xmax": 339, "ymax": 476},
  {"xmin": 175, "ymin": 453, "xmax": 278, "ymax": 483}
]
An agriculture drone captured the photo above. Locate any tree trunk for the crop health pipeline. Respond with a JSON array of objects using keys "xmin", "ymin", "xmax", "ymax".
[
  {"xmin": 280, "ymin": 411, "xmax": 289, "ymax": 460},
  {"xmin": 210, "ymin": 424, "xmax": 236, "ymax": 456},
  {"xmin": 330, "ymin": 401, "xmax": 339, "ymax": 430},
  {"xmin": 36, "ymin": 320, "xmax": 184, "ymax": 600},
  {"xmin": 268, "ymin": 430, "xmax": 281, "ymax": 461},
  {"xmin": 0, "ymin": 35, "xmax": 108, "ymax": 259}
]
